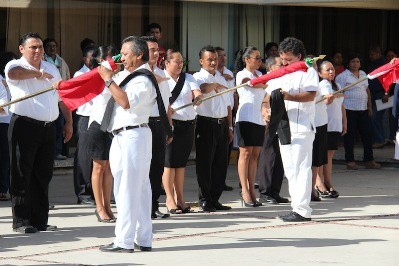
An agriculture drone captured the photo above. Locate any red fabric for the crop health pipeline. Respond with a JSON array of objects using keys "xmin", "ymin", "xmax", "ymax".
[
  {"xmin": 58, "ymin": 68, "xmax": 105, "ymax": 110},
  {"xmin": 249, "ymin": 61, "xmax": 309, "ymax": 86},
  {"xmin": 368, "ymin": 60, "xmax": 399, "ymax": 93}
]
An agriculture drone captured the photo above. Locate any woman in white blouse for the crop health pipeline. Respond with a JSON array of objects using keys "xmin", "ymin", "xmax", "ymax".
[
  {"xmin": 315, "ymin": 61, "xmax": 346, "ymax": 198},
  {"xmin": 162, "ymin": 50, "xmax": 202, "ymax": 214},
  {"xmin": 335, "ymin": 54, "xmax": 380, "ymax": 170},
  {"xmin": 234, "ymin": 47, "xmax": 267, "ymax": 207}
]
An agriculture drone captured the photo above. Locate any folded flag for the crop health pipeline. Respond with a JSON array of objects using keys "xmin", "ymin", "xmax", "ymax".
[
  {"xmin": 249, "ymin": 58, "xmax": 314, "ymax": 86},
  {"xmin": 58, "ymin": 54, "xmax": 121, "ymax": 110},
  {"xmin": 367, "ymin": 60, "xmax": 399, "ymax": 93}
]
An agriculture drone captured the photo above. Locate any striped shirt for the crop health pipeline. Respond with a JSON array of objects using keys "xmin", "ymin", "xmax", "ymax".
[{"xmin": 335, "ymin": 69, "xmax": 369, "ymax": 111}]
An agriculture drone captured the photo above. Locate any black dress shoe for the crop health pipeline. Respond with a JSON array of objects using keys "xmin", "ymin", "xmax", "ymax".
[
  {"xmin": 200, "ymin": 201, "xmax": 216, "ymax": 212},
  {"xmin": 213, "ymin": 201, "xmax": 232, "ymax": 210},
  {"xmin": 13, "ymin": 225, "xmax": 38, "ymax": 234},
  {"xmin": 223, "ymin": 184, "xmax": 234, "ymax": 191},
  {"xmin": 99, "ymin": 243, "xmax": 134, "ymax": 253},
  {"xmin": 134, "ymin": 243, "xmax": 152, "ymax": 251},
  {"xmin": 37, "ymin": 225, "xmax": 58, "ymax": 231},
  {"xmin": 77, "ymin": 198, "xmax": 96, "ymax": 205},
  {"xmin": 152, "ymin": 210, "xmax": 170, "ymax": 219},
  {"xmin": 278, "ymin": 212, "xmax": 311, "ymax": 222},
  {"xmin": 49, "ymin": 204, "xmax": 55, "ymax": 210},
  {"xmin": 258, "ymin": 195, "xmax": 278, "ymax": 204},
  {"xmin": 272, "ymin": 195, "xmax": 289, "ymax": 203}
]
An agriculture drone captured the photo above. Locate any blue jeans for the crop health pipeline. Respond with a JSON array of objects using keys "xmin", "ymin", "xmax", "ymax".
[{"xmin": 0, "ymin": 123, "xmax": 10, "ymax": 193}]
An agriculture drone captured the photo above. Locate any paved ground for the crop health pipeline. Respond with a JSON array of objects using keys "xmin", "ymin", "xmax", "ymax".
[{"xmin": 1, "ymin": 162, "xmax": 398, "ymax": 265}]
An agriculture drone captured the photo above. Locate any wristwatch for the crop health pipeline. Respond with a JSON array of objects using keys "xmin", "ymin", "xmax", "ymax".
[{"xmin": 105, "ymin": 78, "xmax": 114, "ymax": 88}]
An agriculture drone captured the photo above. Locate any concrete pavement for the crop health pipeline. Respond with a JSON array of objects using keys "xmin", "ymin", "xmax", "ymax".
[{"xmin": 1, "ymin": 164, "xmax": 399, "ymax": 265}]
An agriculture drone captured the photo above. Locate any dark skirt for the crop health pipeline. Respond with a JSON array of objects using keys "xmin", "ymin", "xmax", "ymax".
[
  {"xmin": 235, "ymin": 121, "xmax": 265, "ymax": 147},
  {"xmin": 165, "ymin": 119, "xmax": 195, "ymax": 168},
  {"xmin": 312, "ymin": 124, "xmax": 328, "ymax": 167},
  {"xmin": 88, "ymin": 121, "xmax": 113, "ymax": 160},
  {"xmin": 327, "ymin": 131, "xmax": 341, "ymax": 151}
]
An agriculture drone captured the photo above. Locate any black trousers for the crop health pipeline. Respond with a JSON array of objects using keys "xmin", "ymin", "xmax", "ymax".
[
  {"xmin": 195, "ymin": 116, "xmax": 229, "ymax": 204},
  {"xmin": 344, "ymin": 110, "xmax": 374, "ymax": 162},
  {"xmin": 148, "ymin": 119, "xmax": 166, "ymax": 212},
  {"xmin": 73, "ymin": 115, "xmax": 93, "ymax": 200},
  {"xmin": 256, "ymin": 130, "xmax": 284, "ymax": 197},
  {"xmin": 9, "ymin": 115, "xmax": 55, "ymax": 230}
]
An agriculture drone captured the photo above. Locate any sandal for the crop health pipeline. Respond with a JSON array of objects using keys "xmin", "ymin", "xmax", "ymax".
[
  {"xmin": 329, "ymin": 188, "xmax": 340, "ymax": 198},
  {"xmin": 166, "ymin": 207, "xmax": 183, "ymax": 214},
  {"xmin": 178, "ymin": 205, "xmax": 192, "ymax": 213},
  {"xmin": 315, "ymin": 186, "xmax": 331, "ymax": 198}
]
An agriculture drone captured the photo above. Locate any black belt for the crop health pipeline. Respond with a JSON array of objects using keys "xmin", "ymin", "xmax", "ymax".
[
  {"xmin": 14, "ymin": 114, "xmax": 55, "ymax": 127},
  {"xmin": 112, "ymin": 123, "xmax": 148, "ymax": 135},
  {"xmin": 197, "ymin": 115, "xmax": 226, "ymax": 124},
  {"xmin": 149, "ymin": 116, "xmax": 161, "ymax": 122},
  {"xmin": 173, "ymin": 119, "xmax": 196, "ymax": 126}
]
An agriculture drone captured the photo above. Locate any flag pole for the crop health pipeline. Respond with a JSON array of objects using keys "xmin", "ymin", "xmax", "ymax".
[
  {"xmin": 316, "ymin": 76, "xmax": 368, "ymax": 104},
  {"xmin": 0, "ymin": 87, "xmax": 55, "ymax": 109},
  {"xmin": 172, "ymin": 83, "xmax": 248, "ymax": 112}
]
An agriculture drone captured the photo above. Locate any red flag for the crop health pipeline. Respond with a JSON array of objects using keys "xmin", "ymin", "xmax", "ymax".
[
  {"xmin": 58, "ymin": 58, "xmax": 119, "ymax": 110},
  {"xmin": 368, "ymin": 60, "xmax": 399, "ymax": 93},
  {"xmin": 249, "ymin": 61, "xmax": 309, "ymax": 86}
]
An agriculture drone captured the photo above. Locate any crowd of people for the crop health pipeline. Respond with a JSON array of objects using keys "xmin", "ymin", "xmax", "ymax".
[{"xmin": 0, "ymin": 22, "xmax": 398, "ymax": 252}]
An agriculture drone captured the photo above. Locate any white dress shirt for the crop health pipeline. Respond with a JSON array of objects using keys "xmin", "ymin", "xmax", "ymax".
[
  {"xmin": 108, "ymin": 63, "xmax": 157, "ymax": 132},
  {"xmin": 164, "ymin": 71, "xmax": 200, "ymax": 121},
  {"xmin": 193, "ymin": 68, "xmax": 230, "ymax": 118},
  {"xmin": 0, "ymin": 76, "xmax": 11, "ymax": 122},
  {"xmin": 268, "ymin": 67, "xmax": 319, "ymax": 133},
  {"xmin": 217, "ymin": 67, "xmax": 235, "ymax": 108},
  {"xmin": 5, "ymin": 57, "xmax": 61, "ymax": 122},
  {"xmin": 235, "ymin": 68, "xmax": 266, "ymax": 125},
  {"xmin": 75, "ymin": 65, "xmax": 93, "ymax": 116},
  {"xmin": 336, "ymin": 69, "xmax": 368, "ymax": 111},
  {"xmin": 150, "ymin": 65, "xmax": 171, "ymax": 117},
  {"xmin": 88, "ymin": 69, "xmax": 131, "ymax": 127},
  {"xmin": 315, "ymin": 79, "xmax": 330, "ymax": 127},
  {"xmin": 323, "ymin": 81, "xmax": 344, "ymax": 132}
]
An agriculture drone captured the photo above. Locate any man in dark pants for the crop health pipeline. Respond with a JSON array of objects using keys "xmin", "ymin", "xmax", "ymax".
[
  {"xmin": 193, "ymin": 45, "xmax": 233, "ymax": 212},
  {"xmin": 73, "ymin": 46, "xmax": 96, "ymax": 205},
  {"xmin": 6, "ymin": 32, "xmax": 72, "ymax": 233},
  {"xmin": 257, "ymin": 56, "xmax": 289, "ymax": 204},
  {"xmin": 142, "ymin": 36, "xmax": 173, "ymax": 219}
]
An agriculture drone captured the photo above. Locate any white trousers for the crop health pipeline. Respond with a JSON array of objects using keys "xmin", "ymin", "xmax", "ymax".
[
  {"xmin": 109, "ymin": 127, "xmax": 153, "ymax": 249},
  {"xmin": 279, "ymin": 132, "xmax": 314, "ymax": 218}
]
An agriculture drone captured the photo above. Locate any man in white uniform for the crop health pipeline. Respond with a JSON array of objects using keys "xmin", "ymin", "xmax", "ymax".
[
  {"xmin": 193, "ymin": 45, "xmax": 233, "ymax": 212},
  {"xmin": 6, "ymin": 32, "xmax": 72, "ymax": 233},
  {"xmin": 272, "ymin": 37, "xmax": 318, "ymax": 222},
  {"xmin": 141, "ymin": 36, "xmax": 173, "ymax": 219},
  {"xmin": 98, "ymin": 36, "xmax": 169, "ymax": 253}
]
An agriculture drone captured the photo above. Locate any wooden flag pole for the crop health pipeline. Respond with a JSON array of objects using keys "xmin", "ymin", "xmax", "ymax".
[
  {"xmin": 316, "ymin": 76, "xmax": 368, "ymax": 104},
  {"xmin": 172, "ymin": 83, "xmax": 248, "ymax": 112},
  {"xmin": 0, "ymin": 86, "xmax": 55, "ymax": 109}
]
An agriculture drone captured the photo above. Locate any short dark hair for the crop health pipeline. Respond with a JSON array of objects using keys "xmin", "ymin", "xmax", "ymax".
[
  {"xmin": 369, "ymin": 45, "xmax": 382, "ymax": 54},
  {"xmin": 82, "ymin": 45, "xmax": 96, "ymax": 58},
  {"xmin": 147, "ymin": 23, "xmax": 162, "ymax": 33},
  {"xmin": 19, "ymin": 32, "xmax": 42, "ymax": 46},
  {"xmin": 199, "ymin": 45, "xmax": 216, "ymax": 59},
  {"xmin": 43, "ymin": 38, "xmax": 57, "ymax": 48},
  {"xmin": 215, "ymin": 47, "xmax": 224, "ymax": 52},
  {"xmin": 265, "ymin": 42, "xmax": 278, "ymax": 52},
  {"xmin": 278, "ymin": 37, "xmax": 306, "ymax": 60},
  {"xmin": 140, "ymin": 35, "xmax": 158, "ymax": 43},
  {"xmin": 123, "ymin": 36, "xmax": 149, "ymax": 62},
  {"xmin": 80, "ymin": 38, "xmax": 95, "ymax": 52},
  {"xmin": 0, "ymin": 51, "xmax": 18, "ymax": 76},
  {"xmin": 233, "ymin": 46, "xmax": 258, "ymax": 74},
  {"xmin": 345, "ymin": 52, "xmax": 361, "ymax": 69}
]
